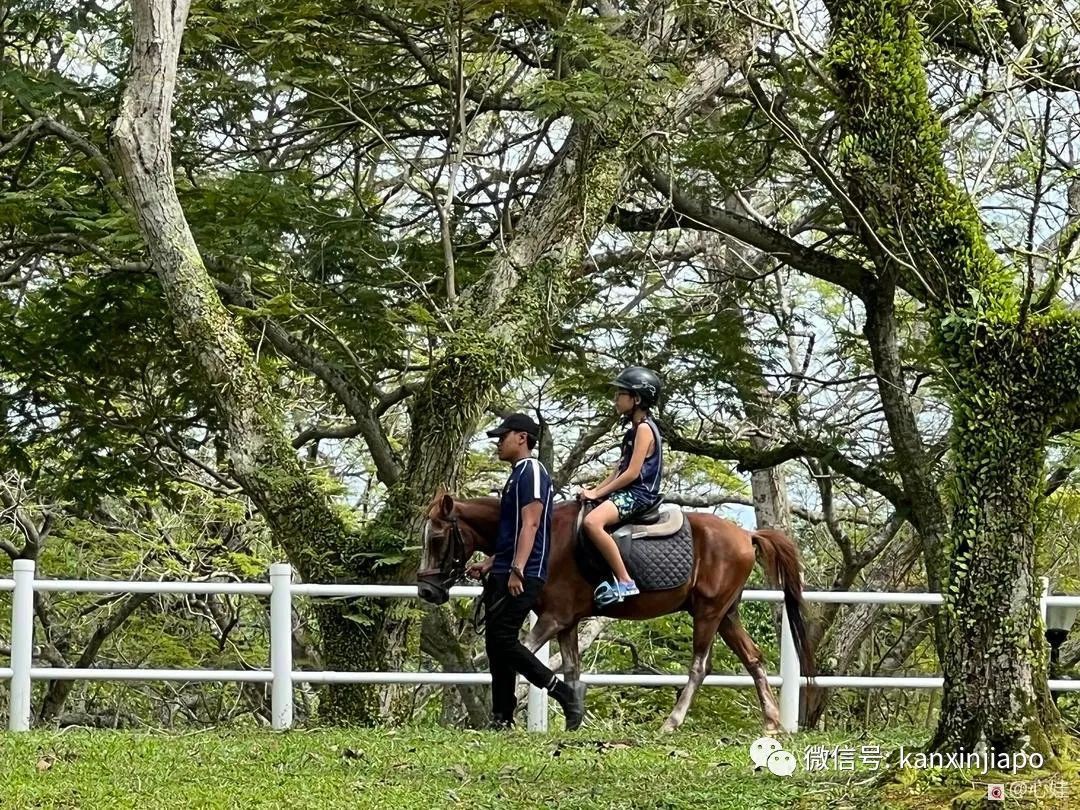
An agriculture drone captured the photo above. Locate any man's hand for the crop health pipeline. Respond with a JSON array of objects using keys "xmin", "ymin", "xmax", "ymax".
[
  {"xmin": 509, "ymin": 567, "xmax": 524, "ymax": 596},
  {"xmin": 466, "ymin": 555, "xmax": 494, "ymax": 581},
  {"xmin": 579, "ymin": 487, "xmax": 601, "ymax": 501}
]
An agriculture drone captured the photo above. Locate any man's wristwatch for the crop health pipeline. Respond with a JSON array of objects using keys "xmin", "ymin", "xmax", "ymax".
[{"xmin": 510, "ymin": 565, "xmax": 525, "ymax": 580}]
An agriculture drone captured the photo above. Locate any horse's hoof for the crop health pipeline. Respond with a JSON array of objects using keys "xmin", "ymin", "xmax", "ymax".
[{"xmin": 660, "ymin": 720, "xmax": 678, "ymax": 734}]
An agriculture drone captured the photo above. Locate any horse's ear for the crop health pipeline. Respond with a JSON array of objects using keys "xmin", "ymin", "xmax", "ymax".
[{"xmin": 439, "ymin": 493, "xmax": 455, "ymax": 518}]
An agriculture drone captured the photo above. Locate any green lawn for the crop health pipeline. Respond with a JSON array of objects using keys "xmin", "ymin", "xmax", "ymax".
[{"xmin": 1, "ymin": 725, "xmax": 1077, "ymax": 809}]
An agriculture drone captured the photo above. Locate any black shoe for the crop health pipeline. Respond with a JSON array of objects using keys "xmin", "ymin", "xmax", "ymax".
[
  {"xmin": 489, "ymin": 713, "xmax": 515, "ymax": 730},
  {"xmin": 557, "ymin": 681, "xmax": 587, "ymax": 731}
]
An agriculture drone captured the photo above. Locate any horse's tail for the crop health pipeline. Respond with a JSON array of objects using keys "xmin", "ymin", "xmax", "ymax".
[{"xmin": 751, "ymin": 528, "xmax": 815, "ymax": 678}]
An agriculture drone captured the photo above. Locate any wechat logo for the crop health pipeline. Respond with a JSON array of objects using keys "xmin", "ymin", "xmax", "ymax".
[{"xmin": 749, "ymin": 737, "xmax": 797, "ymax": 777}]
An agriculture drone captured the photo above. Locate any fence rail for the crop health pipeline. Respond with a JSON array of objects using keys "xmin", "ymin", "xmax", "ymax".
[{"xmin": 3, "ymin": 560, "xmax": 1078, "ymax": 733}]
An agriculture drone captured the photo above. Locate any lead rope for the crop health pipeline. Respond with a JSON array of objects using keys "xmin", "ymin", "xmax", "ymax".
[{"xmin": 471, "ymin": 573, "xmax": 508, "ymax": 633}]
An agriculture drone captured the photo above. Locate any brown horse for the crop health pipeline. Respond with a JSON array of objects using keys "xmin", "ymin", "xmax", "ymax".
[{"xmin": 416, "ymin": 492, "xmax": 814, "ymax": 732}]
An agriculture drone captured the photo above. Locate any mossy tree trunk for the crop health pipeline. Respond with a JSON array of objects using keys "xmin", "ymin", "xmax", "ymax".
[
  {"xmin": 825, "ymin": 0, "xmax": 1080, "ymax": 757},
  {"xmin": 933, "ymin": 366, "xmax": 1055, "ymax": 754},
  {"xmin": 114, "ymin": 0, "xmax": 380, "ymax": 721}
]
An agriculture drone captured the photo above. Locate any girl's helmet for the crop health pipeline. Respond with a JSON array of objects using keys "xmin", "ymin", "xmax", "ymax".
[{"xmin": 610, "ymin": 366, "xmax": 662, "ymax": 408}]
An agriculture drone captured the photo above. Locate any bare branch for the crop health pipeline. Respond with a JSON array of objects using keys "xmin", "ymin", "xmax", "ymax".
[
  {"xmin": 0, "ymin": 482, "xmax": 48, "ymax": 559},
  {"xmin": 657, "ymin": 417, "xmax": 910, "ymax": 509},
  {"xmin": 624, "ymin": 166, "xmax": 872, "ymax": 295},
  {"xmin": 553, "ymin": 414, "xmax": 620, "ymax": 489}
]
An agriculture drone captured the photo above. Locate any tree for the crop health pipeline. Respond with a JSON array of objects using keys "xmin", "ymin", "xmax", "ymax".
[
  {"xmin": 823, "ymin": 0, "xmax": 1078, "ymax": 756},
  {"xmin": 111, "ymin": 0, "xmax": 385, "ymax": 721},
  {"xmin": 107, "ymin": 0, "xmax": 752, "ymax": 723}
]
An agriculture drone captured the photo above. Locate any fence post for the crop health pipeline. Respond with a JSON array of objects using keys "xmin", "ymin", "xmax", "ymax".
[
  {"xmin": 779, "ymin": 601, "xmax": 800, "ymax": 733},
  {"xmin": 1040, "ymin": 576, "xmax": 1050, "ymax": 627},
  {"xmin": 9, "ymin": 559, "xmax": 34, "ymax": 732},
  {"xmin": 269, "ymin": 563, "xmax": 294, "ymax": 730},
  {"xmin": 527, "ymin": 612, "xmax": 549, "ymax": 732}
]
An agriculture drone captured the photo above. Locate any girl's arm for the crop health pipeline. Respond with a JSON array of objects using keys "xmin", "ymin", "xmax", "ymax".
[
  {"xmin": 592, "ymin": 423, "xmax": 654, "ymax": 498},
  {"xmin": 581, "ymin": 469, "xmax": 619, "ymax": 500}
]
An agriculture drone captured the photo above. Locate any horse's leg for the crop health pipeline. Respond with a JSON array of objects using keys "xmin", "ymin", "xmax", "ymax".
[
  {"xmin": 717, "ymin": 606, "xmax": 781, "ymax": 733},
  {"xmin": 557, "ymin": 623, "xmax": 582, "ymax": 681},
  {"xmin": 522, "ymin": 611, "xmax": 564, "ymax": 653},
  {"xmin": 661, "ymin": 611, "xmax": 723, "ymax": 733}
]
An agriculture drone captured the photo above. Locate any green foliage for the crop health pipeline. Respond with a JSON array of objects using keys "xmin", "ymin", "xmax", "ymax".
[
  {"xmin": 0, "ymin": 272, "xmax": 212, "ymax": 507},
  {"xmin": 521, "ymin": 15, "xmax": 677, "ymax": 131},
  {"xmin": 677, "ymin": 455, "xmax": 747, "ymax": 495},
  {"xmin": 0, "ymin": 485, "xmax": 279, "ymax": 727}
]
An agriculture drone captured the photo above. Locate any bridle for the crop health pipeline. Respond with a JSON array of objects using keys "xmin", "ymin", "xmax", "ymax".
[
  {"xmin": 418, "ymin": 510, "xmax": 505, "ymax": 630},
  {"xmin": 417, "ymin": 516, "xmax": 468, "ymax": 593}
]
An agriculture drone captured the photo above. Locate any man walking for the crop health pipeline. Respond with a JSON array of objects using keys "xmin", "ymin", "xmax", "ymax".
[{"xmin": 467, "ymin": 412, "xmax": 586, "ymax": 730}]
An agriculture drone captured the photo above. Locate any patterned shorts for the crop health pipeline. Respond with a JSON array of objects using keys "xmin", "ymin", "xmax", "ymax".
[{"xmin": 608, "ymin": 489, "xmax": 654, "ymax": 521}]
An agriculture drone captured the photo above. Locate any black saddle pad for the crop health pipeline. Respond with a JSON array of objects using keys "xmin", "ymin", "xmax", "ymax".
[{"xmin": 575, "ymin": 516, "xmax": 693, "ymax": 592}]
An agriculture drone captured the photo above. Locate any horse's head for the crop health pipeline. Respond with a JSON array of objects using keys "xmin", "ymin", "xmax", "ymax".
[{"xmin": 416, "ymin": 491, "xmax": 476, "ymax": 605}]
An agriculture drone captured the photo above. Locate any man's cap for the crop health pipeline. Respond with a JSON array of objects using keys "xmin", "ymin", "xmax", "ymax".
[{"xmin": 486, "ymin": 412, "xmax": 540, "ymax": 438}]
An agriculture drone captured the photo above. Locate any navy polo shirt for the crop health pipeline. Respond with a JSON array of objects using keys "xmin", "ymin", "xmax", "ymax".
[{"xmin": 492, "ymin": 457, "xmax": 554, "ymax": 581}]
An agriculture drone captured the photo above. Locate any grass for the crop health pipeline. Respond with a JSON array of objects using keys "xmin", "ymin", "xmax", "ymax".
[{"xmin": 2, "ymin": 724, "xmax": 1080, "ymax": 809}]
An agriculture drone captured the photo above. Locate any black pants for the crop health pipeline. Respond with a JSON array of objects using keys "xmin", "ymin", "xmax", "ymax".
[{"xmin": 484, "ymin": 574, "xmax": 555, "ymax": 723}]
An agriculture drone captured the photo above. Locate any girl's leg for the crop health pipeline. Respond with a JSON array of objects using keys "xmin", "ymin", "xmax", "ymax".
[{"xmin": 583, "ymin": 500, "xmax": 633, "ymax": 583}]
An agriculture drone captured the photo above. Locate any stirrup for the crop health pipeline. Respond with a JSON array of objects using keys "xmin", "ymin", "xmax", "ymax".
[{"xmin": 593, "ymin": 579, "xmax": 623, "ymax": 608}]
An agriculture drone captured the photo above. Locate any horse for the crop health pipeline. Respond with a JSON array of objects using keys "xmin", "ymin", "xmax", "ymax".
[{"xmin": 416, "ymin": 491, "xmax": 814, "ymax": 732}]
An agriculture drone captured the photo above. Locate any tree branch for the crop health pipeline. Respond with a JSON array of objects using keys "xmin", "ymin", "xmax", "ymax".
[
  {"xmin": 215, "ymin": 281, "xmax": 401, "ymax": 486},
  {"xmin": 3, "ymin": 114, "xmax": 131, "ymax": 214},
  {"xmin": 664, "ymin": 492, "xmax": 848, "ymax": 526},
  {"xmin": 926, "ymin": 1, "xmax": 1080, "ymax": 94},
  {"xmin": 375, "ymin": 382, "xmax": 422, "ymax": 415},
  {"xmin": 356, "ymin": 3, "xmax": 525, "ymax": 113},
  {"xmin": 0, "ymin": 483, "xmax": 50, "ymax": 559},
  {"xmin": 621, "ymin": 166, "xmax": 872, "ymax": 296},
  {"xmin": 656, "ymin": 418, "xmax": 911, "ymax": 509},
  {"xmin": 553, "ymin": 414, "xmax": 620, "ymax": 489},
  {"xmin": 38, "ymin": 592, "xmax": 156, "ymax": 722},
  {"xmin": 811, "ymin": 458, "xmax": 854, "ymax": 568}
]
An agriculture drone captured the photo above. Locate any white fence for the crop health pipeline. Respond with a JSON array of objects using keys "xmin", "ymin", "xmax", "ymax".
[{"xmin": 3, "ymin": 559, "xmax": 1079, "ymax": 733}]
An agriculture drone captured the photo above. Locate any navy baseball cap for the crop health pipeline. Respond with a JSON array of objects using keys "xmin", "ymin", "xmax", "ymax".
[{"xmin": 486, "ymin": 412, "xmax": 540, "ymax": 438}]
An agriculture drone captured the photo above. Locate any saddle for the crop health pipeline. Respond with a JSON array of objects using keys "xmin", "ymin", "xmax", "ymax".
[{"xmin": 575, "ymin": 496, "xmax": 693, "ymax": 596}]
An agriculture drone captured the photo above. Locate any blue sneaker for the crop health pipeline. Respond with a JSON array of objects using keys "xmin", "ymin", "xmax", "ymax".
[
  {"xmin": 618, "ymin": 580, "xmax": 640, "ymax": 598},
  {"xmin": 593, "ymin": 580, "xmax": 623, "ymax": 607}
]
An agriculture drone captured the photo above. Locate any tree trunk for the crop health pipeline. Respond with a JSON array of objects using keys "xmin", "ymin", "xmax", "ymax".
[
  {"xmin": 113, "ymin": 0, "xmax": 374, "ymax": 721},
  {"xmin": 803, "ymin": 525, "xmax": 920, "ymax": 728},
  {"xmin": 862, "ymin": 277, "xmax": 949, "ymax": 666},
  {"xmin": 420, "ymin": 608, "xmax": 488, "ymax": 728},
  {"xmin": 37, "ymin": 592, "xmax": 154, "ymax": 723},
  {"xmin": 930, "ymin": 394, "xmax": 1060, "ymax": 756},
  {"xmin": 748, "ymin": 459, "xmax": 791, "ymax": 534}
]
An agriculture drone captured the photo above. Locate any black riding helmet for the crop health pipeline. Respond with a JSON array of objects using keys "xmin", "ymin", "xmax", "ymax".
[{"xmin": 611, "ymin": 366, "xmax": 662, "ymax": 408}]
